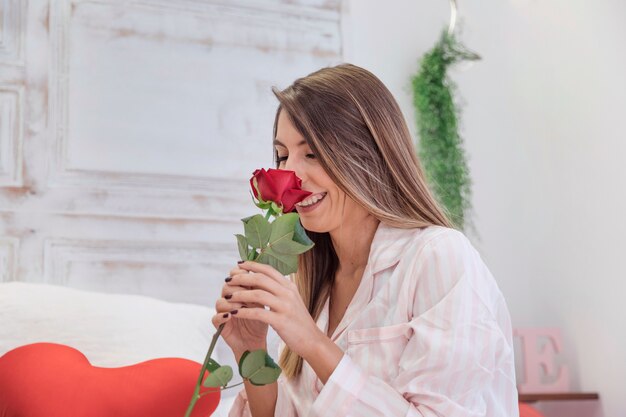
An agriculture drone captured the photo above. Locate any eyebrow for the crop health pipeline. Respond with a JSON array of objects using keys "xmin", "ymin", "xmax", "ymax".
[{"xmin": 273, "ymin": 139, "xmax": 307, "ymax": 147}]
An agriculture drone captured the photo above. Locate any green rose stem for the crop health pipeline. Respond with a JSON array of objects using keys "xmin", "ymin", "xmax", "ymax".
[
  {"xmin": 186, "ymin": 168, "xmax": 311, "ymax": 415},
  {"xmin": 186, "ymin": 208, "xmax": 277, "ymax": 416},
  {"xmin": 184, "ymin": 323, "xmax": 224, "ymax": 417},
  {"xmin": 185, "ymin": 320, "xmax": 249, "ymax": 416}
]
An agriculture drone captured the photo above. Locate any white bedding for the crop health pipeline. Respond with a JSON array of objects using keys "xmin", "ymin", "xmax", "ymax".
[{"xmin": 0, "ymin": 282, "xmax": 236, "ymax": 416}]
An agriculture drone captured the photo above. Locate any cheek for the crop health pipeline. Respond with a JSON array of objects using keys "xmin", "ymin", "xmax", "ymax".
[{"xmin": 328, "ymin": 190, "xmax": 346, "ymax": 210}]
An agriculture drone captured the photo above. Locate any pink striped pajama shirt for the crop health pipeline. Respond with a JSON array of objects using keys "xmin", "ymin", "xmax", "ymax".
[{"xmin": 230, "ymin": 224, "xmax": 518, "ymax": 416}]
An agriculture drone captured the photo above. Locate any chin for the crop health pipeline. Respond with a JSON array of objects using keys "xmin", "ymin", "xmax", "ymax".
[{"xmin": 299, "ymin": 219, "xmax": 328, "ymax": 234}]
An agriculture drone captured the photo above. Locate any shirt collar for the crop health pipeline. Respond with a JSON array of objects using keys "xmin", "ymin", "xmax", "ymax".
[
  {"xmin": 324, "ymin": 222, "xmax": 419, "ymax": 341},
  {"xmin": 367, "ymin": 221, "xmax": 420, "ymax": 274}
]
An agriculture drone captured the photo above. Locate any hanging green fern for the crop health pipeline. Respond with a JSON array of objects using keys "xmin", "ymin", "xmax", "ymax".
[{"xmin": 412, "ymin": 31, "xmax": 479, "ymax": 230}]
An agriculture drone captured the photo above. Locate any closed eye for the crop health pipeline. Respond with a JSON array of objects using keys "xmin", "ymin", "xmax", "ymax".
[{"xmin": 275, "ymin": 154, "xmax": 316, "ymax": 163}]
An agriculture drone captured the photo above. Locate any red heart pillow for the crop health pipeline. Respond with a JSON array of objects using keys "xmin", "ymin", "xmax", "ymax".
[{"xmin": 0, "ymin": 343, "xmax": 220, "ymax": 417}]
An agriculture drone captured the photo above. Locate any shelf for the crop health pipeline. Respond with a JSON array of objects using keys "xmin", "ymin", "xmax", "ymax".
[{"xmin": 519, "ymin": 393, "xmax": 599, "ymax": 403}]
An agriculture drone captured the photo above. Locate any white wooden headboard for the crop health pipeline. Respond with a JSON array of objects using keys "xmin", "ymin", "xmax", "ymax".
[{"xmin": 0, "ymin": 0, "xmax": 342, "ymax": 305}]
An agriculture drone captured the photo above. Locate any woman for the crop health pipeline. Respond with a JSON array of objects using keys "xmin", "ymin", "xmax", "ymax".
[{"xmin": 213, "ymin": 64, "xmax": 518, "ymax": 416}]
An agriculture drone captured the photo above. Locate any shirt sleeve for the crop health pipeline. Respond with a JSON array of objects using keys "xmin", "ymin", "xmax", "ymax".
[{"xmin": 310, "ymin": 230, "xmax": 519, "ymax": 417}]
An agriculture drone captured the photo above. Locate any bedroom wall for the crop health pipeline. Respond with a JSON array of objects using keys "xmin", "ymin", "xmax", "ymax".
[
  {"xmin": 0, "ymin": 0, "xmax": 343, "ymax": 305},
  {"xmin": 3, "ymin": 0, "xmax": 624, "ymax": 415},
  {"xmin": 341, "ymin": 1, "xmax": 626, "ymax": 416}
]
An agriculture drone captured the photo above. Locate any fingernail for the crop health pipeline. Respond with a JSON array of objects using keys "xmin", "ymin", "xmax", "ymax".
[
  {"xmin": 230, "ymin": 310, "xmax": 238, "ymax": 315},
  {"xmin": 224, "ymin": 294, "xmax": 232, "ymax": 300},
  {"xmin": 222, "ymin": 313, "xmax": 229, "ymax": 318},
  {"xmin": 237, "ymin": 261, "xmax": 244, "ymax": 264},
  {"xmin": 225, "ymin": 277, "xmax": 232, "ymax": 282}
]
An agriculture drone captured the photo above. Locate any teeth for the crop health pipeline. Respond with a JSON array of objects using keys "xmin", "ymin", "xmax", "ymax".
[{"xmin": 297, "ymin": 193, "xmax": 326, "ymax": 207}]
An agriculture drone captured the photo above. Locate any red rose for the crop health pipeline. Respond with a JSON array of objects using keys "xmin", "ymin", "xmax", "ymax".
[{"xmin": 250, "ymin": 169, "xmax": 311, "ymax": 213}]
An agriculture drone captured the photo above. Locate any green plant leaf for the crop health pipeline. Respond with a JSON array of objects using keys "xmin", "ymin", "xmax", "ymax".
[
  {"xmin": 239, "ymin": 349, "xmax": 267, "ymax": 379},
  {"xmin": 293, "ymin": 219, "xmax": 314, "ymax": 247},
  {"xmin": 202, "ymin": 365, "xmax": 233, "ymax": 388},
  {"xmin": 238, "ymin": 349, "xmax": 281, "ymax": 386},
  {"xmin": 271, "ymin": 235, "xmax": 312, "ymax": 256},
  {"xmin": 249, "ymin": 366, "xmax": 281, "ymax": 386},
  {"xmin": 270, "ymin": 213, "xmax": 299, "ymax": 241},
  {"xmin": 411, "ymin": 31, "xmax": 475, "ymax": 230},
  {"xmin": 206, "ymin": 358, "xmax": 221, "ymax": 373},
  {"xmin": 235, "ymin": 234, "xmax": 249, "ymax": 261},
  {"xmin": 256, "ymin": 248, "xmax": 298, "ymax": 275},
  {"xmin": 254, "ymin": 213, "xmax": 314, "ymax": 275},
  {"xmin": 238, "ymin": 351, "xmax": 250, "ymax": 377},
  {"xmin": 242, "ymin": 214, "xmax": 271, "ymax": 249}
]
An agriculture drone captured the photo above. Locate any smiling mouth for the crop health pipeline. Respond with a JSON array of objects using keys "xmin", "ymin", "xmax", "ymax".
[{"xmin": 296, "ymin": 192, "xmax": 327, "ymax": 208}]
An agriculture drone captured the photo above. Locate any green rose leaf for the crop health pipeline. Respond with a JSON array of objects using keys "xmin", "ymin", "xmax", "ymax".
[
  {"xmin": 270, "ymin": 212, "xmax": 299, "ymax": 239},
  {"xmin": 235, "ymin": 234, "xmax": 249, "ymax": 262},
  {"xmin": 238, "ymin": 349, "xmax": 281, "ymax": 386},
  {"xmin": 239, "ymin": 350, "xmax": 265, "ymax": 378},
  {"xmin": 202, "ymin": 365, "xmax": 233, "ymax": 388},
  {"xmin": 238, "ymin": 350, "xmax": 250, "ymax": 377},
  {"xmin": 293, "ymin": 218, "xmax": 314, "ymax": 247},
  {"xmin": 249, "ymin": 366, "xmax": 281, "ymax": 386},
  {"xmin": 242, "ymin": 214, "xmax": 271, "ymax": 249},
  {"xmin": 256, "ymin": 249, "xmax": 298, "ymax": 275},
  {"xmin": 255, "ymin": 213, "xmax": 314, "ymax": 274},
  {"xmin": 206, "ymin": 358, "xmax": 221, "ymax": 373}
]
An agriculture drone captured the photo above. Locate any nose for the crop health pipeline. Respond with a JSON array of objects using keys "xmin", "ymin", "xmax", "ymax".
[{"xmin": 283, "ymin": 157, "xmax": 305, "ymax": 183}]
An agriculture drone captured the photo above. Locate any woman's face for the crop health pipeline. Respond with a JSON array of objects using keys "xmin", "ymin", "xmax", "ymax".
[{"xmin": 274, "ymin": 111, "xmax": 358, "ymax": 233}]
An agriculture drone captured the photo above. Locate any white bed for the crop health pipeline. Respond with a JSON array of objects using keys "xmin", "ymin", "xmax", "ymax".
[{"xmin": 0, "ymin": 282, "xmax": 237, "ymax": 416}]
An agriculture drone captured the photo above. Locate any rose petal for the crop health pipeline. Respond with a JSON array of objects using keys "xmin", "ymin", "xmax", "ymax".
[
  {"xmin": 250, "ymin": 169, "xmax": 279, "ymax": 202},
  {"xmin": 249, "ymin": 169, "xmax": 262, "ymax": 199},
  {"xmin": 267, "ymin": 169, "xmax": 299, "ymax": 194},
  {"xmin": 281, "ymin": 188, "xmax": 313, "ymax": 213}
]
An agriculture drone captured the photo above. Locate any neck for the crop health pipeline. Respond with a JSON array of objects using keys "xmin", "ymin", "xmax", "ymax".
[{"xmin": 329, "ymin": 213, "xmax": 380, "ymax": 278}]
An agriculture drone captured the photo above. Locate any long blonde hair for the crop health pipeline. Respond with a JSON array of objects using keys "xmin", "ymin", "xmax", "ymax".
[{"xmin": 272, "ymin": 64, "xmax": 453, "ymax": 378}]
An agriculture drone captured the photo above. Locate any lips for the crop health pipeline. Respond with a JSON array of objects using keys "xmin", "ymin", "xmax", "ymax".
[
  {"xmin": 300, "ymin": 191, "xmax": 326, "ymax": 197},
  {"xmin": 296, "ymin": 192, "xmax": 327, "ymax": 207}
]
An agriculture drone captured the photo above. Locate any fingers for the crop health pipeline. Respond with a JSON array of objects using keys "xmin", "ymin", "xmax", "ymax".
[
  {"xmin": 218, "ymin": 283, "xmax": 264, "ymax": 311},
  {"xmin": 228, "ymin": 272, "xmax": 286, "ymax": 297},
  {"xmin": 212, "ymin": 306, "xmax": 275, "ymax": 330},
  {"xmin": 212, "ymin": 296, "xmax": 248, "ymax": 329},
  {"xmin": 230, "ymin": 288, "xmax": 281, "ymax": 311},
  {"xmin": 221, "ymin": 283, "xmax": 248, "ymax": 298},
  {"xmin": 213, "ymin": 262, "xmax": 290, "ymax": 329},
  {"xmin": 229, "ymin": 306, "xmax": 274, "ymax": 326},
  {"xmin": 215, "ymin": 297, "xmax": 246, "ymax": 313},
  {"xmin": 228, "ymin": 266, "xmax": 249, "ymax": 277},
  {"xmin": 237, "ymin": 262, "xmax": 290, "ymax": 286},
  {"xmin": 211, "ymin": 310, "xmax": 232, "ymax": 329}
]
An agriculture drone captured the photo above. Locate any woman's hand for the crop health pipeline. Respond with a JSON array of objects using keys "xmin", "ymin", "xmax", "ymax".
[
  {"xmin": 212, "ymin": 264, "xmax": 269, "ymax": 361},
  {"xmin": 223, "ymin": 261, "xmax": 326, "ymax": 360}
]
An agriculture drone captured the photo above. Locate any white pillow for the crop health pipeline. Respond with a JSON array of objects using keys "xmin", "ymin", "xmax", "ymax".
[{"xmin": 0, "ymin": 282, "xmax": 219, "ymax": 367}]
